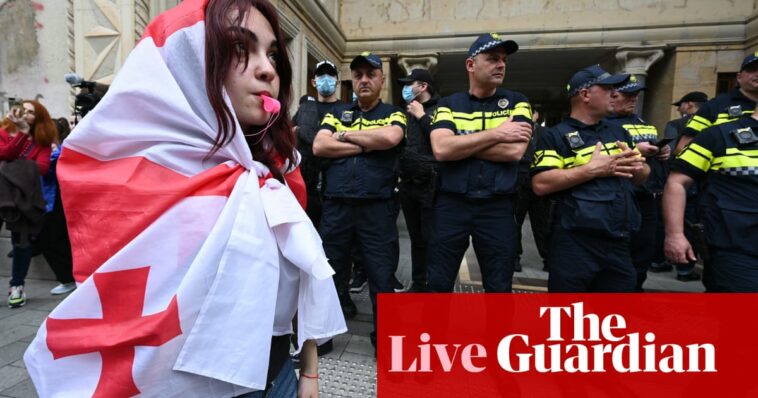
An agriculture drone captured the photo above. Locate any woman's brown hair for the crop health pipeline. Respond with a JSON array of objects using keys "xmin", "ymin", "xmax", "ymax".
[
  {"xmin": 23, "ymin": 100, "xmax": 57, "ymax": 148},
  {"xmin": 204, "ymin": 0, "xmax": 295, "ymax": 181}
]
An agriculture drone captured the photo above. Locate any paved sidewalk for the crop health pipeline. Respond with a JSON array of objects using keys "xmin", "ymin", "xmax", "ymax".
[{"xmin": 0, "ymin": 215, "xmax": 705, "ymax": 397}]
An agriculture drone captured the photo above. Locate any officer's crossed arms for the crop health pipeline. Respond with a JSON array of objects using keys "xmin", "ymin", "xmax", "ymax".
[
  {"xmin": 531, "ymin": 141, "xmax": 648, "ymax": 196},
  {"xmin": 313, "ymin": 123, "xmax": 404, "ymax": 158},
  {"xmin": 430, "ymin": 116, "xmax": 533, "ymax": 162}
]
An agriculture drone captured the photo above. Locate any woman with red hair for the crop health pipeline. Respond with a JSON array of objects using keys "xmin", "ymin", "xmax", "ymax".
[{"xmin": 1, "ymin": 100, "xmax": 57, "ymax": 308}]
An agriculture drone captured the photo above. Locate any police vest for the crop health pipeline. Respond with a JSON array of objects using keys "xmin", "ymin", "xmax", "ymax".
[
  {"xmin": 605, "ymin": 114, "xmax": 667, "ymax": 194},
  {"xmin": 673, "ymin": 116, "xmax": 758, "ymax": 255},
  {"xmin": 431, "ymin": 89, "xmax": 532, "ymax": 198},
  {"xmin": 319, "ymin": 101, "xmax": 406, "ymax": 199},
  {"xmin": 684, "ymin": 89, "xmax": 756, "ymax": 136},
  {"xmin": 531, "ymin": 118, "xmax": 641, "ymax": 238}
]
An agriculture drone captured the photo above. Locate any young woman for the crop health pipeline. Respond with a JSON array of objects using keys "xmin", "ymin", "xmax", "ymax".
[
  {"xmin": 205, "ymin": 0, "xmax": 321, "ymax": 396},
  {"xmin": 24, "ymin": 1, "xmax": 345, "ymax": 397},
  {"xmin": 1, "ymin": 100, "xmax": 57, "ymax": 308}
]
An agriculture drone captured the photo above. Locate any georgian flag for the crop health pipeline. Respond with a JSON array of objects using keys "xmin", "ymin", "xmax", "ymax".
[{"xmin": 23, "ymin": 0, "xmax": 346, "ymax": 396}]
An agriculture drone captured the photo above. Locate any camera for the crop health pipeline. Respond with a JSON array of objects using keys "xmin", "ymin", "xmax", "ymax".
[
  {"xmin": 65, "ymin": 73, "xmax": 108, "ymax": 118},
  {"xmin": 731, "ymin": 127, "xmax": 758, "ymax": 146},
  {"xmin": 565, "ymin": 131, "xmax": 585, "ymax": 149}
]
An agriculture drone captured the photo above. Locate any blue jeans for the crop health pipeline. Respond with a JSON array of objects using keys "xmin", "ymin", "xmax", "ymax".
[
  {"xmin": 9, "ymin": 232, "xmax": 34, "ymax": 287},
  {"xmin": 236, "ymin": 358, "xmax": 297, "ymax": 398}
]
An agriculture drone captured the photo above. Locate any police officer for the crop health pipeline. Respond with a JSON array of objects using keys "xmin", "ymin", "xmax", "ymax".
[
  {"xmin": 313, "ymin": 51, "xmax": 405, "ymax": 346},
  {"xmin": 664, "ymin": 108, "xmax": 758, "ymax": 291},
  {"xmin": 654, "ymin": 91, "xmax": 708, "ymax": 279},
  {"xmin": 397, "ymin": 68, "xmax": 440, "ymax": 293},
  {"xmin": 427, "ymin": 33, "xmax": 534, "ymax": 293},
  {"xmin": 677, "ymin": 53, "xmax": 758, "ymax": 153},
  {"xmin": 605, "ymin": 77, "xmax": 671, "ymax": 290},
  {"xmin": 664, "ymin": 91, "xmax": 708, "ymax": 143},
  {"xmin": 531, "ymin": 65, "xmax": 650, "ymax": 292},
  {"xmin": 292, "ymin": 60, "xmax": 342, "ymax": 228}
]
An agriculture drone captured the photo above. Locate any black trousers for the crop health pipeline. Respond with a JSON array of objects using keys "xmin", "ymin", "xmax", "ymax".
[
  {"xmin": 630, "ymin": 192, "xmax": 659, "ymax": 291},
  {"xmin": 548, "ymin": 225, "xmax": 636, "ymax": 292},
  {"xmin": 704, "ymin": 249, "xmax": 758, "ymax": 292},
  {"xmin": 426, "ymin": 193, "xmax": 517, "ymax": 293},
  {"xmin": 35, "ymin": 191, "xmax": 74, "ymax": 284},
  {"xmin": 399, "ymin": 180, "xmax": 434, "ymax": 285},
  {"xmin": 514, "ymin": 184, "xmax": 551, "ymax": 263},
  {"xmin": 319, "ymin": 197, "xmax": 400, "ymax": 334}
]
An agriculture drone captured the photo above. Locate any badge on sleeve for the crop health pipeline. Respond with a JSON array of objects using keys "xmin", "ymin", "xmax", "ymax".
[
  {"xmin": 498, "ymin": 99, "xmax": 509, "ymax": 109},
  {"xmin": 727, "ymin": 105, "xmax": 743, "ymax": 118},
  {"xmin": 340, "ymin": 110, "xmax": 354, "ymax": 123},
  {"xmin": 565, "ymin": 131, "xmax": 585, "ymax": 149}
]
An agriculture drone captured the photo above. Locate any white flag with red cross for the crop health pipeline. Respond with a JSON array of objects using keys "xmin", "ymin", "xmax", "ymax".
[{"xmin": 23, "ymin": 1, "xmax": 346, "ymax": 396}]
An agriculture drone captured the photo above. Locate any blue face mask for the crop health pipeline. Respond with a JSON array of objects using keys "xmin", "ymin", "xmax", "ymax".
[
  {"xmin": 352, "ymin": 92, "xmax": 358, "ymax": 102},
  {"xmin": 402, "ymin": 85, "xmax": 418, "ymax": 103},
  {"xmin": 315, "ymin": 75, "xmax": 337, "ymax": 96}
]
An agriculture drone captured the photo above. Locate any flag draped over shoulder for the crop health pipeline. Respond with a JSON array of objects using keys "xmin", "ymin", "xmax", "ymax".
[{"xmin": 23, "ymin": 0, "xmax": 346, "ymax": 396}]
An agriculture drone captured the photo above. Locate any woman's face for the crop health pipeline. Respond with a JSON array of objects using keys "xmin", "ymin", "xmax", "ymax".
[
  {"xmin": 22, "ymin": 103, "xmax": 36, "ymax": 127},
  {"xmin": 224, "ymin": 7, "xmax": 280, "ymax": 130}
]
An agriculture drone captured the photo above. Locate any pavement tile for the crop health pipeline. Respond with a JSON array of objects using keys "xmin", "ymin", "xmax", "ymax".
[
  {"xmin": 0, "ymin": 343, "xmax": 27, "ymax": 368},
  {"xmin": 0, "ymin": 327, "xmax": 37, "ymax": 350},
  {"xmin": 345, "ymin": 335, "xmax": 374, "ymax": 357},
  {"xmin": 0, "ymin": 378, "xmax": 37, "ymax": 398},
  {"xmin": 0, "ymin": 366, "xmax": 28, "ymax": 391}
]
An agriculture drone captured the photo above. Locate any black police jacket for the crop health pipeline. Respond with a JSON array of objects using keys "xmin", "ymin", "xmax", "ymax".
[
  {"xmin": 531, "ymin": 118, "xmax": 641, "ymax": 238},
  {"xmin": 683, "ymin": 89, "xmax": 756, "ymax": 137},
  {"xmin": 431, "ymin": 89, "xmax": 533, "ymax": 198},
  {"xmin": 671, "ymin": 116, "xmax": 758, "ymax": 256},
  {"xmin": 319, "ymin": 101, "xmax": 406, "ymax": 199},
  {"xmin": 399, "ymin": 95, "xmax": 440, "ymax": 181}
]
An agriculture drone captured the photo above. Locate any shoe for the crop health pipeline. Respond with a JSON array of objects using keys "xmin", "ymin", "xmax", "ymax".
[
  {"xmin": 339, "ymin": 294, "xmax": 357, "ymax": 319},
  {"xmin": 649, "ymin": 262, "xmax": 674, "ymax": 273},
  {"xmin": 393, "ymin": 278, "xmax": 406, "ymax": 293},
  {"xmin": 407, "ymin": 282, "xmax": 426, "ymax": 293},
  {"xmin": 349, "ymin": 273, "xmax": 368, "ymax": 293},
  {"xmin": 317, "ymin": 339, "xmax": 333, "ymax": 356},
  {"xmin": 50, "ymin": 282, "xmax": 76, "ymax": 295},
  {"xmin": 513, "ymin": 257, "xmax": 522, "ymax": 272},
  {"xmin": 677, "ymin": 271, "xmax": 701, "ymax": 282},
  {"xmin": 8, "ymin": 286, "xmax": 26, "ymax": 308}
]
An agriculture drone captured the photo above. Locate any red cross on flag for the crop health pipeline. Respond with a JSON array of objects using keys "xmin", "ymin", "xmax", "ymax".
[{"xmin": 23, "ymin": 1, "xmax": 346, "ymax": 396}]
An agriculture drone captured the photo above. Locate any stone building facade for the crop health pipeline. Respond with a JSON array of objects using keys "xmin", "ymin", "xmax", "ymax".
[{"xmin": 1, "ymin": 0, "xmax": 756, "ymax": 131}]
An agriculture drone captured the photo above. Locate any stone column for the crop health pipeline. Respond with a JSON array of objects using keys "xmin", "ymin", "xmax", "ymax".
[
  {"xmin": 615, "ymin": 46, "xmax": 666, "ymax": 114},
  {"xmin": 397, "ymin": 54, "xmax": 439, "ymax": 76},
  {"xmin": 380, "ymin": 56, "xmax": 393, "ymax": 103},
  {"xmin": 288, "ymin": 31, "xmax": 308, "ymax": 112}
]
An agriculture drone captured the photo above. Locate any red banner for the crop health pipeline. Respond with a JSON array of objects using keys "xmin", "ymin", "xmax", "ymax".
[{"xmin": 377, "ymin": 294, "xmax": 758, "ymax": 397}]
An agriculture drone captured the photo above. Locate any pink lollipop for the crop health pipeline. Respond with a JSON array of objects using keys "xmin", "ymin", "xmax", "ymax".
[{"xmin": 260, "ymin": 94, "xmax": 281, "ymax": 114}]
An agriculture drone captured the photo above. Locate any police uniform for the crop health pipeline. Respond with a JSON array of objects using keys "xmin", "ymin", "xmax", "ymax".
[
  {"xmin": 426, "ymin": 89, "xmax": 532, "ymax": 292},
  {"xmin": 532, "ymin": 117, "xmax": 640, "ymax": 292},
  {"xmin": 671, "ymin": 116, "xmax": 758, "ymax": 291},
  {"xmin": 318, "ymin": 100, "xmax": 406, "ymax": 322},
  {"xmin": 605, "ymin": 112, "xmax": 666, "ymax": 290},
  {"xmin": 293, "ymin": 96, "xmax": 341, "ymax": 228},
  {"xmin": 683, "ymin": 89, "xmax": 755, "ymax": 137}
]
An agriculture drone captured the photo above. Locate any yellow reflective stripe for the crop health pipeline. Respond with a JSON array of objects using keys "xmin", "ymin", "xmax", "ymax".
[
  {"xmin": 685, "ymin": 115, "xmax": 712, "ymax": 133},
  {"xmin": 570, "ymin": 142, "xmax": 629, "ymax": 167},
  {"xmin": 622, "ymin": 124, "xmax": 658, "ymax": 141},
  {"xmin": 432, "ymin": 107, "xmax": 454, "ymax": 124},
  {"xmin": 714, "ymin": 111, "xmax": 753, "ymax": 126},
  {"xmin": 336, "ymin": 116, "xmax": 404, "ymax": 132},
  {"xmin": 512, "ymin": 102, "xmax": 533, "ymax": 121},
  {"xmin": 532, "ymin": 149, "xmax": 564, "ymax": 169},
  {"xmin": 710, "ymin": 148, "xmax": 758, "ymax": 170},
  {"xmin": 388, "ymin": 111, "xmax": 407, "ymax": 126},
  {"xmin": 677, "ymin": 142, "xmax": 714, "ymax": 172},
  {"xmin": 484, "ymin": 116, "xmax": 510, "ymax": 130},
  {"xmin": 321, "ymin": 113, "xmax": 340, "ymax": 129}
]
